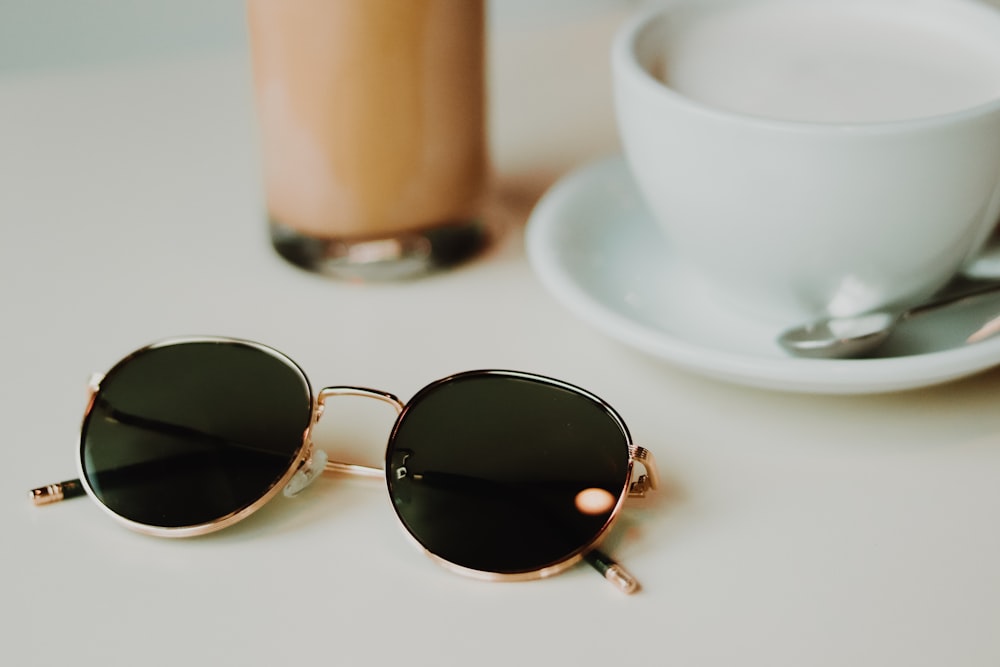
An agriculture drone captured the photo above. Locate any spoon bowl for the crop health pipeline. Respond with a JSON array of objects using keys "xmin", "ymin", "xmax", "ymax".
[{"xmin": 778, "ymin": 312, "xmax": 896, "ymax": 358}]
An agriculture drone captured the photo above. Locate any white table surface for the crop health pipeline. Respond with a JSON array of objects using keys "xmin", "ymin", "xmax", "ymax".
[{"xmin": 4, "ymin": 2, "xmax": 1000, "ymax": 666}]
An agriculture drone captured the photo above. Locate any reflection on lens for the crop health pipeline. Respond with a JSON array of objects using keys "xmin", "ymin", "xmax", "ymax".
[
  {"xmin": 386, "ymin": 371, "xmax": 631, "ymax": 574},
  {"xmin": 80, "ymin": 339, "xmax": 313, "ymax": 529},
  {"xmin": 574, "ymin": 488, "xmax": 617, "ymax": 516}
]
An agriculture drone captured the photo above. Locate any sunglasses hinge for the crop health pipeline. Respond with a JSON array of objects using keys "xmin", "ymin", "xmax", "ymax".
[
  {"xmin": 627, "ymin": 446, "xmax": 658, "ymax": 498},
  {"xmin": 627, "ymin": 474, "xmax": 652, "ymax": 498}
]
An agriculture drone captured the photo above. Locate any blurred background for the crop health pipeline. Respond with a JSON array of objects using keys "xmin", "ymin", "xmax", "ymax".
[{"xmin": 0, "ymin": 0, "xmax": 649, "ymax": 193}]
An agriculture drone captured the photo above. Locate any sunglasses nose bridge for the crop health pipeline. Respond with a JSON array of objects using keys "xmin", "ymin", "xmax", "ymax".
[
  {"xmin": 316, "ymin": 386, "xmax": 404, "ymax": 416},
  {"xmin": 312, "ymin": 386, "xmax": 404, "ymax": 480}
]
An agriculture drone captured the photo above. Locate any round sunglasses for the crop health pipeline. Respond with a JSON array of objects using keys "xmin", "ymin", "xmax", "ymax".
[{"xmin": 29, "ymin": 337, "xmax": 658, "ymax": 593}]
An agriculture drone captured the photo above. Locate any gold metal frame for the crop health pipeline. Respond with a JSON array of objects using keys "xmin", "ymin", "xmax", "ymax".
[{"xmin": 29, "ymin": 336, "xmax": 659, "ymax": 594}]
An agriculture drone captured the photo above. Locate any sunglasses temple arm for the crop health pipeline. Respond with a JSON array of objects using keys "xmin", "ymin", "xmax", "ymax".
[
  {"xmin": 584, "ymin": 549, "xmax": 641, "ymax": 594},
  {"xmin": 29, "ymin": 479, "xmax": 86, "ymax": 506},
  {"xmin": 28, "ymin": 456, "xmax": 385, "ymax": 505}
]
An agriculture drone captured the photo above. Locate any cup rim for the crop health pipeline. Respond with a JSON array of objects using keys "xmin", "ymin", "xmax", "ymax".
[{"xmin": 612, "ymin": 0, "xmax": 1000, "ymax": 134}]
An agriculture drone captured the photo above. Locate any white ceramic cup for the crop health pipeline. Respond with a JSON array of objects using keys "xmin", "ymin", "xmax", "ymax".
[{"xmin": 612, "ymin": 0, "xmax": 1000, "ymax": 326}]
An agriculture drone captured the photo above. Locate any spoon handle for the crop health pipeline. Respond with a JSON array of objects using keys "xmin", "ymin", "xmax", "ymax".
[
  {"xmin": 968, "ymin": 313, "xmax": 1000, "ymax": 344},
  {"xmin": 905, "ymin": 280, "xmax": 1000, "ymax": 319}
]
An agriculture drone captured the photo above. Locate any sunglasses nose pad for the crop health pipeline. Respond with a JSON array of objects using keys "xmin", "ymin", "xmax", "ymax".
[{"xmin": 283, "ymin": 448, "xmax": 329, "ymax": 498}]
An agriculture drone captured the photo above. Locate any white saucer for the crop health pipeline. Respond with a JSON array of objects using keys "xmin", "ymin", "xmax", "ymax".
[{"xmin": 525, "ymin": 156, "xmax": 1000, "ymax": 394}]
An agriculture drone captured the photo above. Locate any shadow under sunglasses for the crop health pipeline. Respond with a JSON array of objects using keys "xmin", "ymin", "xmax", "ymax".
[{"xmin": 29, "ymin": 336, "xmax": 659, "ymax": 594}]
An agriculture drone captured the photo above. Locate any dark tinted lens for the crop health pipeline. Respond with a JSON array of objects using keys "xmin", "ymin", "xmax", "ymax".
[
  {"xmin": 386, "ymin": 372, "xmax": 631, "ymax": 574},
  {"xmin": 80, "ymin": 339, "xmax": 312, "ymax": 528}
]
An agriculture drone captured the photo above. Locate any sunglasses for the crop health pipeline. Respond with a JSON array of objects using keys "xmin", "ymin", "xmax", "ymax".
[{"xmin": 29, "ymin": 337, "xmax": 658, "ymax": 593}]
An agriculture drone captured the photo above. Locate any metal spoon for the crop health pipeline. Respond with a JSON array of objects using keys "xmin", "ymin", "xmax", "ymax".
[{"xmin": 778, "ymin": 281, "xmax": 1000, "ymax": 358}]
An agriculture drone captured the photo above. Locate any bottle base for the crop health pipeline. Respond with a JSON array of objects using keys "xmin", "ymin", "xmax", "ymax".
[{"xmin": 270, "ymin": 218, "xmax": 488, "ymax": 281}]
